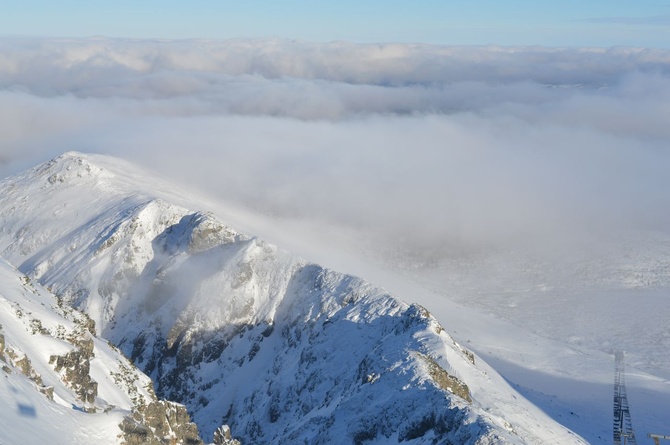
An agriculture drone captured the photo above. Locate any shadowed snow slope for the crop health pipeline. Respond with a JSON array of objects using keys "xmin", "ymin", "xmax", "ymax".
[{"xmin": 0, "ymin": 152, "xmax": 586, "ymax": 444}]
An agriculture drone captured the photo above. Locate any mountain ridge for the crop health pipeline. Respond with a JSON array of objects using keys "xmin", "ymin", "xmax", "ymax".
[{"xmin": 0, "ymin": 152, "xmax": 586, "ymax": 444}]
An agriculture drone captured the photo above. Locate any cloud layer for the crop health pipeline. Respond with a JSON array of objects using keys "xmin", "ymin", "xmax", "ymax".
[{"xmin": 1, "ymin": 38, "xmax": 670, "ymax": 261}]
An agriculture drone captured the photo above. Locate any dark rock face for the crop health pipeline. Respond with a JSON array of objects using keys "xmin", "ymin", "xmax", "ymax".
[{"xmin": 119, "ymin": 400, "xmax": 204, "ymax": 445}]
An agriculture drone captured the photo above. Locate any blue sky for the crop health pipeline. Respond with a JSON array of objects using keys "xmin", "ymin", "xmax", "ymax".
[{"xmin": 2, "ymin": 0, "xmax": 670, "ymax": 47}]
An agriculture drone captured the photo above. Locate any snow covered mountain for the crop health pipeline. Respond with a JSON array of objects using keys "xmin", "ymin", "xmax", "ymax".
[{"xmin": 0, "ymin": 152, "xmax": 587, "ymax": 444}]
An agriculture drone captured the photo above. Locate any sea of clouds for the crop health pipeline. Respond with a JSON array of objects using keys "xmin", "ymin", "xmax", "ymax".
[{"xmin": 1, "ymin": 37, "xmax": 670, "ymax": 260}]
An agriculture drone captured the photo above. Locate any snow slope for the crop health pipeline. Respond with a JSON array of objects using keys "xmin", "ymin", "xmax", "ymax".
[
  {"xmin": 0, "ymin": 152, "xmax": 587, "ymax": 444},
  {"xmin": 352, "ymin": 230, "xmax": 670, "ymax": 443},
  {"xmin": 259, "ymin": 219, "xmax": 670, "ymax": 444},
  {"xmin": 0, "ymin": 257, "xmax": 155, "ymax": 445}
]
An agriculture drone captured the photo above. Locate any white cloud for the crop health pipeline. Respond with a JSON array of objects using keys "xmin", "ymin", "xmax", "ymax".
[{"xmin": 1, "ymin": 37, "xmax": 669, "ymax": 260}]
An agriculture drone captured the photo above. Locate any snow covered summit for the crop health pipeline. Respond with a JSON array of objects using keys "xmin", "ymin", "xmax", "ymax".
[{"xmin": 0, "ymin": 152, "xmax": 587, "ymax": 444}]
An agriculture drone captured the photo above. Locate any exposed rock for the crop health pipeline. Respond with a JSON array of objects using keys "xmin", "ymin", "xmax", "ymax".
[
  {"xmin": 81, "ymin": 316, "xmax": 97, "ymax": 336},
  {"xmin": 40, "ymin": 385, "xmax": 54, "ymax": 400},
  {"xmin": 187, "ymin": 213, "xmax": 238, "ymax": 254},
  {"xmin": 29, "ymin": 318, "xmax": 49, "ymax": 335},
  {"xmin": 49, "ymin": 339, "xmax": 98, "ymax": 408},
  {"xmin": 213, "ymin": 425, "xmax": 242, "ymax": 445},
  {"xmin": 418, "ymin": 352, "xmax": 471, "ymax": 403},
  {"xmin": 74, "ymin": 337, "xmax": 95, "ymax": 357},
  {"xmin": 13, "ymin": 351, "xmax": 43, "ymax": 386},
  {"xmin": 463, "ymin": 349, "xmax": 476, "ymax": 366},
  {"xmin": 16, "ymin": 355, "xmax": 34, "ymax": 378},
  {"xmin": 109, "ymin": 362, "xmax": 148, "ymax": 407},
  {"xmin": 119, "ymin": 400, "xmax": 204, "ymax": 445}
]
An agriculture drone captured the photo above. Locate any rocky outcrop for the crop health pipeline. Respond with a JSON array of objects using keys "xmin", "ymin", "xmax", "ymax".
[
  {"xmin": 186, "ymin": 212, "xmax": 239, "ymax": 254},
  {"xmin": 49, "ymin": 337, "xmax": 98, "ymax": 410},
  {"xmin": 418, "ymin": 352, "xmax": 472, "ymax": 403},
  {"xmin": 213, "ymin": 425, "xmax": 242, "ymax": 445},
  {"xmin": 1, "ymin": 330, "xmax": 56, "ymax": 401},
  {"xmin": 5, "ymin": 346, "xmax": 43, "ymax": 385},
  {"xmin": 119, "ymin": 400, "xmax": 204, "ymax": 445}
]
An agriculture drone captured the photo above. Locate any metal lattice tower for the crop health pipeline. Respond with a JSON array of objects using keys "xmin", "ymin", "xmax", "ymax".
[{"xmin": 613, "ymin": 351, "xmax": 637, "ymax": 445}]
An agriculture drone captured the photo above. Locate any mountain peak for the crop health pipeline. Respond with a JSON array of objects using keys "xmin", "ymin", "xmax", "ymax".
[
  {"xmin": 35, "ymin": 151, "xmax": 111, "ymax": 185},
  {"xmin": 59, "ymin": 150, "xmax": 88, "ymax": 160}
]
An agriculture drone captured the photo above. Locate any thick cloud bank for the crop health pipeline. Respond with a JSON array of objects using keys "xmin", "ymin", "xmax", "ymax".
[
  {"xmin": 2, "ymin": 38, "xmax": 670, "ymax": 117},
  {"xmin": 1, "ymin": 37, "xmax": 670, "ymax": 258}
]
